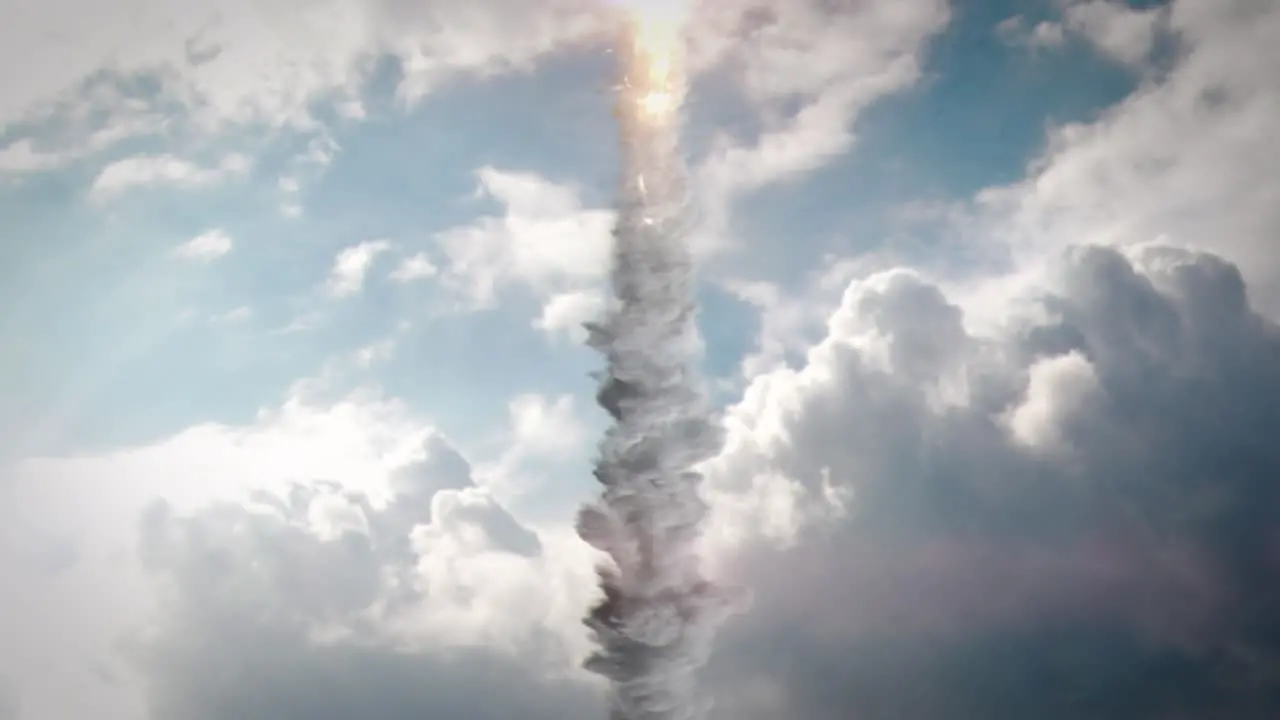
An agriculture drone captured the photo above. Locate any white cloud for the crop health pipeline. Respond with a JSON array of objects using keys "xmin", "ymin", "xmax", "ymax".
[
  {"xmin": 698, "ymin": 81, "xmax": 864, "ymax": 207},
  {"xmin": 305, "ymin": 489, "xmax": 371, "ymax": 541},
  {"xmin": 1033, "ymin": 20, "xmax": 1067, "ymax": 47},
  {"xmin": 352, "ymin": 338, "xmax": 396, "ymax": 368},
  {"xmin": 504, "ymin": 394, "xmax": 586, "ymax": 463},
  {"xmin": 0, "ymin": 139, "xmax": 65, "ymax": 174},
  {"xmin": 89, "ymin": 153, "xmax": 251, "ymax": 202},
  {"xmin": 996, "ymin": 16, "xmax": 1066, "ymax": 50},
  {"xmin": 721, "ymin": 256, "xmax": 873, "ymax": 380},
  {"xmin": 690, "ymin": 0, "xmax": 946, "ymax": 103},
  {"xmin": 172, "ymin": 229, "xmax": 233, "ymax": 263},
  {"xmin": 385, "ymin": 0, "xmax": 611, "ymax": 106},
  {"xmin": 390, "ymin": 252, "xmax": 439, "ymax": 283},
  {"xmin": 998, "ymin": 1, "xmax": 1166, "ymax": 62},
  {"xmin": 327, "ymin": 239, "xmax": 391, "ymax": 298},
  {"xmin": 976, "ymin": 0, "xmax": 1280, "ymax": 313},
  {"xmin": 437, "ymin": 167, "xmax": 614, "ymax": 310},
  {"xmin": 1063, "ymin": 0, "xmax": 1167, "ymax": 66},
  {"xmin": 278, "ymin": 311, "xmax": 323, "ymax": 335},
  {"xmin": 10, "ymin": 238, "xmax": 1280, "ymax": 719},
  {"xmin": 0, "ymin": 104, "xmax": 168, "ymax": 175},
  {"xmin": 1, "ymin": 137, "xmax": 105, "ymax": 174},
  {"xmin": 473, "ymin": 393, "xmax": 591, "ymax": 505},
  {"xmin": 6, "ymin": 1, "xmax": 1279, "ymax": 718},
  {"xmin": 533, "ymin": 289, "xmax": 604, "ymax": 343},
  {"xmin": 0, "ymin": 0, "xmax": 364, "ymax": 132},
  {"xmin": 392, "ymin": 488, "xmax": 589, "ymax": 651},
  {"xmin": 210, "ymin": 305, "xmax": 253, "ymax": 324},
  {"xmin": 276, "ymin": 175, "xmax": 304, "ymax": 216},
  {"xmin": 1003, "ymin": 350, "xmax": 1102, "ymax": 452},
  {"xmin": 1, "ymin": 381, "xmax": 601, "ymax": 720},
  {"xmin": 0, "ymin": 0, "xmax": 615, "ymax": 163},
  {"xmin": 690, "ymin": 0, "xmax": 950, "ymax": 250},
  {"xmin": 701, "ymin": 243, "xmax": 1280, "ymax": 717},
  {"xmin": 1, "ymin": 386, "xmax": 427, "ymax": 720}
]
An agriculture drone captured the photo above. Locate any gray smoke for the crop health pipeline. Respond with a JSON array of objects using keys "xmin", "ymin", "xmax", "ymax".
[{"xmin": 575, "ymin": 25, "xmax": 742, "ymax": 720}]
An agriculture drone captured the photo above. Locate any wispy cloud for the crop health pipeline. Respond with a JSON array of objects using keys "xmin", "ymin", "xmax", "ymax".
[
  {"xmin": 975, "ymin": 0, "xmax": 1280, "ymax": 309},
  {"xmin": 1063, "ymin": 0, "xmax": 1167, "ymax": 66},
  {"xmin": 436, "ymin": 167, "xmax": 614, "ymax": 311},
  {"xmin": 89, "ymin": 153, "xmax": 251, "ymax": 202},
  {"xmin": 210, "ymin": 305, "xmax": 253, "ymax": 324},
  {"xmin": 996, "ymin": 15, "xmax": 1066, "ymax": 50},
  {"xmin": 390, "ymin": 253, "xmax": 439, "ymax": 283},
  {"xmin": 172, "ymin": 229, "xmax": 234, "ymax": 263},
  {"xmin": 690, "ymin": 0, "xmax": 950, "ymax": 251}
]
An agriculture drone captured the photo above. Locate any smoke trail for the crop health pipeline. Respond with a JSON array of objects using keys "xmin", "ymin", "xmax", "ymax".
[{"xmin": 576, "ymin": 16, "xmax": 741, "ymax": 720}]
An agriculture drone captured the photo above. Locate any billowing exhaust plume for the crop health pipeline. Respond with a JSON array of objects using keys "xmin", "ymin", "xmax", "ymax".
[{"xmin": 576, "ymin": 8, "xmax": 743, "ymax": 720}]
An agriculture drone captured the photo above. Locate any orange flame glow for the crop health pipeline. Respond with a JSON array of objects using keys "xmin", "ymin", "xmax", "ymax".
[{"xmin": 611, "ymin": 0, "xmax": 690, "ymax": 121}]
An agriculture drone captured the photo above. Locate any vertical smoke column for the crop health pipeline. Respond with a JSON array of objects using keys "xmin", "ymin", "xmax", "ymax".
[{"xmin": 577, "ymin": 11, "xmax": 740, "ymax": 720}]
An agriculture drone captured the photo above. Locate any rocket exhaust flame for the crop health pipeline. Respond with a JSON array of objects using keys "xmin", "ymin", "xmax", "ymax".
[{"xmin": 577, "ymin": 12, "xmax": 743, "ymax": 720}]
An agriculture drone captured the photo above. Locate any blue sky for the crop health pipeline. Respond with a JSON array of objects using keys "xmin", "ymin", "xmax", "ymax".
[
  {"xmin": 0, "ymin": 0, "xmax": 1141, "ymax": 459},
  {"xmin": 5, "ymin": 0, "xmax": 1280, "ymax": 719}
]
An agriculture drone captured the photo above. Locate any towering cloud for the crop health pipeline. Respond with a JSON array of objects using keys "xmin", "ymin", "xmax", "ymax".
[{"xmin": 700, "ymin": 243, "xmax": 1280, "ymax": 719}]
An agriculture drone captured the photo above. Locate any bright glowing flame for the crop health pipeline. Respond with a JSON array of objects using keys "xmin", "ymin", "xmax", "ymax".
[
  {"xmin": 639, "ymin": 87, "xmax": 677, "ymax": 117},
  {"xmin": 609, "ymin": 0, "xmax": 690, "ymax": 120}
]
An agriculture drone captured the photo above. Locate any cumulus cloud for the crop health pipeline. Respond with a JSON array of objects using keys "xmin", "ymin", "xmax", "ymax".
[
  {"xmin": 328, "ymin": 239, "xmax": 392, "ymax": 298},
  {"xmin": 88, "ymin": 153, "xmax": 251, "ymax": 201},
  {"xmin": 107, "ymin": 244, "xmax": 1278, "ymax": 720},
  {"xmin": 700, "ymin": 243, "xmax": 1280, "ymax": 719},
  {"xmin": 436, "ymin": 167, "xmax": 614, "ymax": 312},
  {"xmin": 123, "ymin": 447, "xmax": 602, "ymax": 720},
  {"xmin": 721, "ymin": 256, "xmax": 872, "ymax": 379},
  {"xmin": 11, "ymin": 247, "xmax": 1280, "ymax": 720},
  {"xmin": 7, "ymin": 2, "xmax": 1279, "ymax": 720},
  {"xmin": 533, "ymin": 289, "xmax": 604, "ymax": 342},
  {"xmin": 3, "ymin": 382, "xmax": 602, "ymax": 720},
  {"xmin": 1002, "ymin": 349, "xmax": 1103, "ymax": 453},
  {"xmin": 976, "ymin": 0, "xmax": 1280, "ymax": 311},
  {"xmin": 171, "ymin": 229, "xmax": 233, "ymax": 263}
]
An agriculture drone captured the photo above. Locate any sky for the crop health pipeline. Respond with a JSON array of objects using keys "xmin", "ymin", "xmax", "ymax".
[{"xmin": 2, "ymin": 0, "xmax": 1280, "ymax": 718}]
